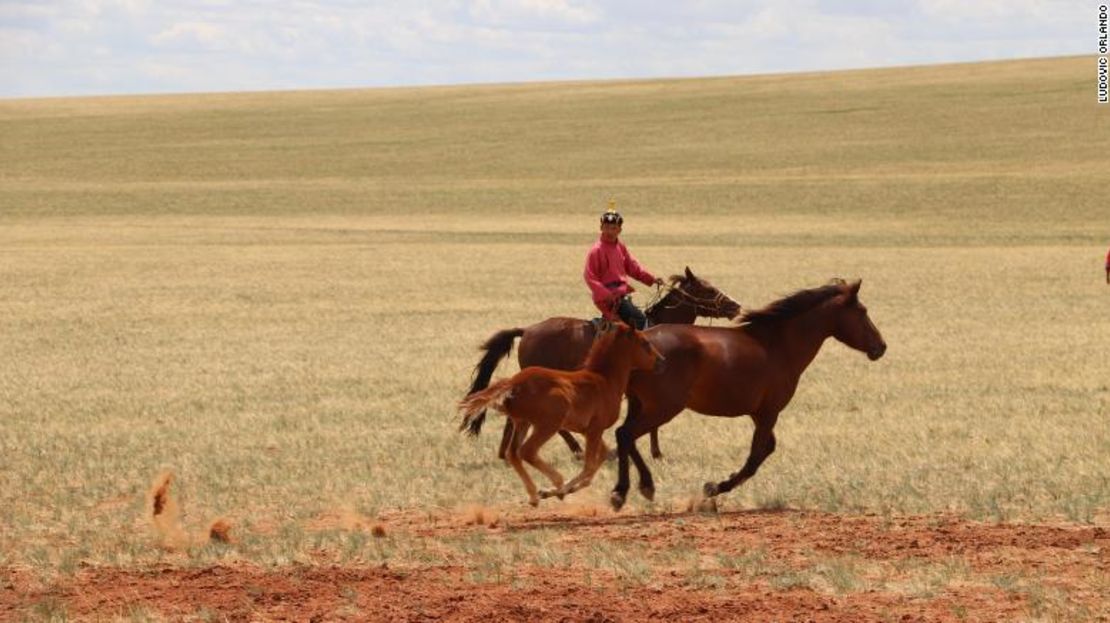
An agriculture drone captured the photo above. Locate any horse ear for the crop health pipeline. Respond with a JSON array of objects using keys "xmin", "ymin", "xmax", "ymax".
[
  {"xmin": 848, "ymin": 279, "xmax": 861, "ymax": 301},
  {"xmin": 685, "ymin": 266, "xmax": 694, "ymax": 280}
]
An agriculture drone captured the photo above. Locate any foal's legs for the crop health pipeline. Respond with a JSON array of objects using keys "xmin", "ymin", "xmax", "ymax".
[
  {"xmin": 499, "ymin": 418, "xmax": 584, "ymax": 461},
  {"xmin": 558, "ymin": 431, "xmax": 608, "ymax": 496},
  {"xmin": 704, "ymin": 412, "xmax": 780, "ymax": 498},
  {"xmin": 517, "ymin": 420, "xmax": 566, "ymax": 505},
  {"xmin": 505, "ymin": 420, "xmax": 540, "ymax": 505}
]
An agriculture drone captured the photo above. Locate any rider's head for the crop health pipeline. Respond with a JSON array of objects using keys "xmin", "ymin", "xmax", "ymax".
[
  {"xmin": 600, "ymin": 201, "xmax": 623, "ymax": 242},
  {"xmin": 600, "ymin": 208, "xmax": 623, "ymax": 227}
]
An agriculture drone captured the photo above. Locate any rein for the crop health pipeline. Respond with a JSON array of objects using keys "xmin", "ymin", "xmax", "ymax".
[{"xmin": 645, "ymin": 282, "xmax": 734, "ymax": 324}]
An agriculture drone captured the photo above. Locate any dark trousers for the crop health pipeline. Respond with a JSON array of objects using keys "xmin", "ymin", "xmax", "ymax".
[{"xmin": 615, "ymin": 296, "xmax": 649, "ymax": 330}]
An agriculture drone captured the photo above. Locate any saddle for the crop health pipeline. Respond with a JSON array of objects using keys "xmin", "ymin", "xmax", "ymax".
[
  {"xmin": 589, "ymin": 317, "xmax": 614, "ymax": 333},
  {"xmin": 589, "ymin": 317, "xmax": 650, "ymax": 333}
]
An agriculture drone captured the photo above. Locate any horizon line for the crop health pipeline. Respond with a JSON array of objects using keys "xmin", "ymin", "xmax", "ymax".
[{"xmin": 0, "ymin": 53, "xmax": 1087, "ymax": 104}]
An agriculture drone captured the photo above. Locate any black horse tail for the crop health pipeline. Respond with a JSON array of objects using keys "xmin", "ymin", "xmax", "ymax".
[
  {"xmin": 464, "ymin": 327, "xmax": 524, "ymax": 436},
  {"xmin": 458, "ymin": 379, "xmax": 514, "ymax": 435}
]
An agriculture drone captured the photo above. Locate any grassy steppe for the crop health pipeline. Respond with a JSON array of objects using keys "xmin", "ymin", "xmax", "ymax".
[{"xmin": 1, "ymin": 56, "xmax": 1107, "ymax": 571}]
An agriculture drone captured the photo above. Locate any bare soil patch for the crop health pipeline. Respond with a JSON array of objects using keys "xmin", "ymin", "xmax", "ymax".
[{"xmin": 4, "ymin": 509, "xmax": 1107, "ymax": 622}]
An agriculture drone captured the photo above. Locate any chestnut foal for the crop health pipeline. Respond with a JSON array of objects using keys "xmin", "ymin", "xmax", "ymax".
[{"xmin": 459, "ymin": 323, "xmax": 663, "ymax": 506}]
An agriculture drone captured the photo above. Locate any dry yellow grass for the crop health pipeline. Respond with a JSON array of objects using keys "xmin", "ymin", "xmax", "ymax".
[{"xmin": 0, "ymin": 56, "xmax": 1107, "ymax": 572}]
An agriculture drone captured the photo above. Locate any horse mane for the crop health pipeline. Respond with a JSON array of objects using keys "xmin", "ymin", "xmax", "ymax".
[{"xmin": 738, "ymin": 282, "xmax": 844, "ymax": 326}]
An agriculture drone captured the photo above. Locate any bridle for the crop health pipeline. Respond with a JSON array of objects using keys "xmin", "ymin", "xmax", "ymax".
[{"xmin": 645, "ymin": 281, "xmax": 738, "ymax": 321}]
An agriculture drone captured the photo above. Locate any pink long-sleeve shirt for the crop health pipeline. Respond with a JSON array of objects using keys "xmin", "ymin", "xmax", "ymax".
[{"xmin": 584, "ymin": 236, "xmax": 656, "ymax": 317}]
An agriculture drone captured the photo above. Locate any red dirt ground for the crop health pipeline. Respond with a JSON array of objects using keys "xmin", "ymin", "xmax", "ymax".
[{"xmin": 4, "ymin": 509, "xmax": 1107, "ymax": 622}]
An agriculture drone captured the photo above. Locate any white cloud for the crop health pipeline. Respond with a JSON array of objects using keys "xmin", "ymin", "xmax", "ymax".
[
  {"xmin": 151, "ymin": 21, "xmax": 228, "ymax": 49},
  {"xmin": 518, "ymin": 0, "xmax": 600, "ymax": 23},
  {"xmin": 744, "ymin": 6, "xmax": 792, "ymax": 40},
  {"xmin": 918, "ymin": 0, "xmax": 1057, "ymax": 20},
  {"xmin": 57, "ymin": 17, "xmax": 96, "ymax": 36},
  {"xmin": 0, "ymin": 2, "xmax": 61, "ymax": 22},
  {"xmin": 469, "ymin": 0, "xmax": 601, "ymax": 26},
  {"xmin": 0, "ymin": 27, "xmax": 58, "ymax": 60}
]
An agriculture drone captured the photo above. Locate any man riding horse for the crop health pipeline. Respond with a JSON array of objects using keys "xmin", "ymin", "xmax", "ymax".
[
  {"xmin": 584, "ymin": 202, "xmax": 664, "ymax": 330},
  {"xmin": 462, "ymin": 202, "xmax": 742, "ymax": 461}
]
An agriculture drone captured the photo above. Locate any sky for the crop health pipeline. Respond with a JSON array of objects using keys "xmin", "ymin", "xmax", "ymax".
[{"xmin": 0, "ymin": 0, "xmax": 1094, "ymax": 98}]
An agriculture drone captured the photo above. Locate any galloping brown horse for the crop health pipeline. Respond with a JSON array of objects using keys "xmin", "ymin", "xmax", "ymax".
[
  {"xmin": 459, "ymin": 324, "xmax": 664, "ymax": 506},
  {"xmin": 464, "ymin": 267, "xmax": 741, "ymax": 460},
  {"xmin": 609, "ymin": 279, "xmax": 886, "ymax": 511}
]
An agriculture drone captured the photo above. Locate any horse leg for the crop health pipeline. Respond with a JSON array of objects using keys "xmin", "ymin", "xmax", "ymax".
[
  {"xmin": 505, "ymin": 420, "xmax": 540, "ymax": 506},
  {"xmin": 581, "ymin": 432, "xmax": 611, "ymax": 490},
  {"xmin": 610, "ymin": 412, "xmax": 659, "ymax": 510},
  {"xmin": 517, "ymin": 421, "xmax": 566, "ymax": 503},
  {"xmin": 558, "ymin": 430, "xmax": 585, "ymax": 461},
  {"xmin": 649, "ymin": 429, "xmax": 663, "ymax": 459},
  {"xmin": 561, "ymin": 431, "xmax": 606, "ymax": 495},
  {"xmin": 628, "ymin": 440, "xmax": 656, "ymax": 501},
  {"xmin": 506, "ymin": 420, "xmax": 529, "ymax": 459},
  {"xmin": 611, "ymin": 398, "xmax": 684, "ymax": 510},
  {"xmin": 704, "ymin": 413, "xmax": 780, "ymax": 499},
  {"xmin": 497, "ymin": 418, "xmax": 514, "ymax": 461},
  {"xmin": 610, "ymin": 413, "xmax": 636, "ymax": 510}
]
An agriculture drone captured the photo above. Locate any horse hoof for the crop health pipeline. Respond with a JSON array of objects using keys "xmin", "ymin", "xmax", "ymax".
[
  {"xmin": 696, "ymin": 496, "xmax": 719, "ymax": 514},
  {"xmin": 605, "ymin": 449, "xmax": 618, "ymax": 462},
  {"xmin": 610, "ymin": 491, "xmax": 626, "ymax": 511},
  {"xmin": 539, "ymin": 489, "xmax": 565, "ymax": 500},
  {"xmin": 703, "ymin": 482, "xmax": 720, "ymax": 498},
  {"xmin": 651, "ymin": 452, "xmax": 663, "ymax": 460},
  {"xmin": 529, "ymin": 497, "xmax": 540, "ymax": 507},
  {"xmin": 638, "ymin": 485, "xmax": 655, "ymax": 502}
]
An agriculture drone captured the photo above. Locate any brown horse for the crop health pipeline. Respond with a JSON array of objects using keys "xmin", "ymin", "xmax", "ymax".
[
  {"xmin": 464, "ymin": 267, "xmax": 741, "ymax": 460},
  {"xmin": 459, "ymin": 324, "xmax": 664, "ymax": 506},
  {"xmin": 609, "ymin": 279, "xmax": 886, "ymax": 511}
]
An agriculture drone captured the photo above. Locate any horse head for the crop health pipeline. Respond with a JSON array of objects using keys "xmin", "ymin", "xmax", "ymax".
[
  {"xmin": 830, "ymin": 279, "xmax": 886, "ymax": 361},
  {"xmin": 668, "ymin": 266, "xmax": 742, "ymax": 320}
]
